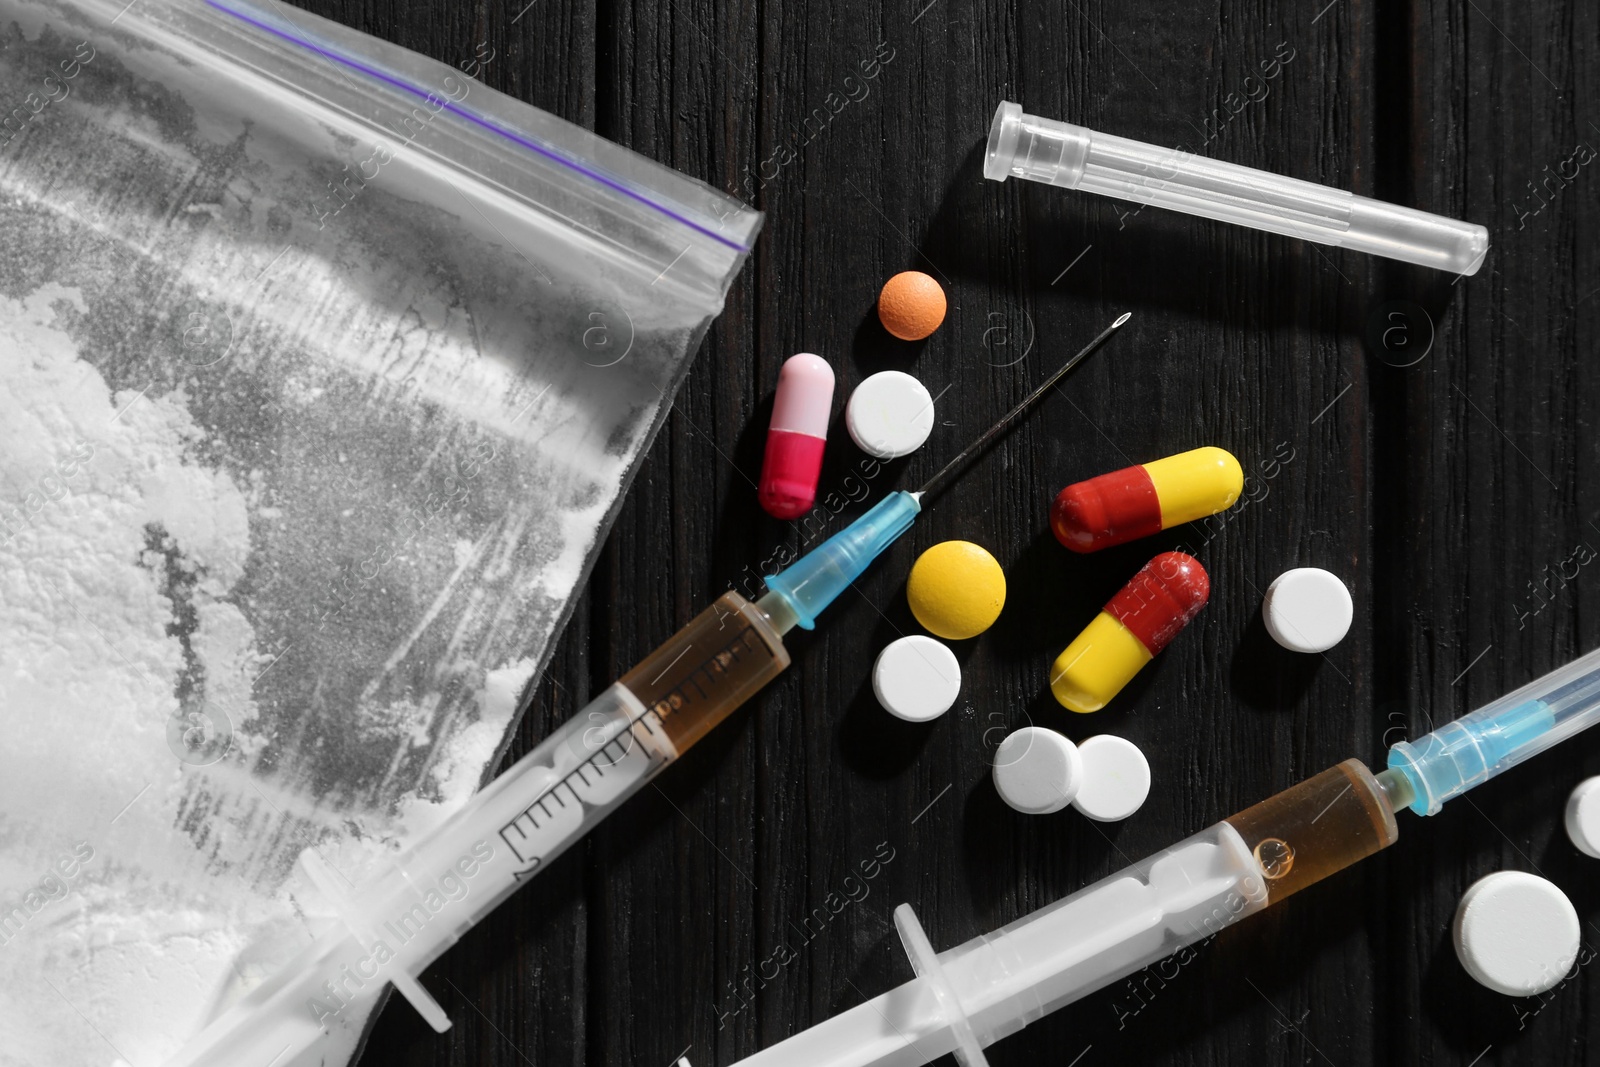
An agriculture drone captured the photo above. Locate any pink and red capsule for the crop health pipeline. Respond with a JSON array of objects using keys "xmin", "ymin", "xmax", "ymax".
[{"xmin": 758, "ymin": 353, "xmax": 835, "ymax": 520}]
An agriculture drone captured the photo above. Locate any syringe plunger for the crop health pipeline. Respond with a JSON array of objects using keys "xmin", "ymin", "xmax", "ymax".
[{"xmin": 735, "ymin": 761, "xmax": 1398, "ymax": 1067}]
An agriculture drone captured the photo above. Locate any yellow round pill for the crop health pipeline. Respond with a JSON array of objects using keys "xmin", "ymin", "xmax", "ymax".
[{"xmin": 906, "ymin": 540, "xmax": 1006, "ymax": 640}]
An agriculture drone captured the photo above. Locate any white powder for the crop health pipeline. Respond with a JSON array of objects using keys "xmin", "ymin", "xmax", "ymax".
[
  {"xmin": 0, "ymin": 284, "xmax": 271, "ymax": 1066},
  {"xmin": 0, "ymin": 3, "xmax": 742, "ymax": 1059},
  {"xmin": 0, "ymin": 287, "xmax": 538, "ymax": 1066}
]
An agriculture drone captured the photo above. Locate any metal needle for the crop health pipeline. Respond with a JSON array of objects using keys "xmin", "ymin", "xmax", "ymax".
[{"xmin": 914, "ymin": 312, "xmax": 1131, "ymax": 501}]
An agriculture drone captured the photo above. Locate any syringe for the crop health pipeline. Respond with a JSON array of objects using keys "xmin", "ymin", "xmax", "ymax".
[
  {"xmin": 734, "ymin": 644, "xmax": 1600, "ymax": 1067},
  {"xmin": 160, "ymin": 314, "xmax": 1130, "ymax": 1067}
]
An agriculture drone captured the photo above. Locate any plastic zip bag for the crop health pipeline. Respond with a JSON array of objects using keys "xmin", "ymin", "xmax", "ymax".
[{"xmin": 0, "ymin": 2, "xmax": 757, "ymax": 1064}]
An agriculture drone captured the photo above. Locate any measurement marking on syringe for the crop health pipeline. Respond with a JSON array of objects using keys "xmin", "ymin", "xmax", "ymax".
[{"xmin": 496, "ymin": 625, "xmax": 771, "ymax": 866}]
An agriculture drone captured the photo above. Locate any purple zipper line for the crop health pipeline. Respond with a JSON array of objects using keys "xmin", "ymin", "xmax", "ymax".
[{"xmin": 205, "ymin": 0, "xmax": 750, "ymax": 254}]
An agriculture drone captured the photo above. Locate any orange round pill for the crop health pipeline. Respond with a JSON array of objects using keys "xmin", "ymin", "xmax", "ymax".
[{"xmin": 877, "ymin": 271, "xmax": 947, "ymax": 341}]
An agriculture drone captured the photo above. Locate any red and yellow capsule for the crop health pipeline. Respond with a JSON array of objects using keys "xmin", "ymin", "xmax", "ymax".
[
  {"xmin": 1050, "ymin": 551, "xmax": 1210, "ymax": 712},
  {"xmin": 1051, "ymin": 447, "xmax": 1243, "ymax": 553}
]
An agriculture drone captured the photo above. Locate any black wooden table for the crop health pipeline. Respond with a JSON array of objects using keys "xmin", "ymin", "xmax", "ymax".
[{"xmin": 292, "ymin": 1, "xmax": 1600, "ymax": 1063}]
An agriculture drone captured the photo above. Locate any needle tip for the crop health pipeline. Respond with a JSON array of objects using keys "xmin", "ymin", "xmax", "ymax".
[{"xmin": 1112, "ymin": 311, "xmax": 1132, "ymax": 328}]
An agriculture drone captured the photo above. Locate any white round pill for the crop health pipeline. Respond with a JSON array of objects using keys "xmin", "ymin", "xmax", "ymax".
[
  {"xmin": 1566, "ymin": 777, "xmax": 1600, "ymax": 858},
  {"xmin": 992, "ymin": 727, "xmax": 1083, "ymax": 815},
  {"xmin": 846, "ymin": 371, "xmax": 936, "ymax": 459},
  {"xmin": 872, "ymin": 635, "xmax": 961, "ymax": 722},
  {"xmin": 1454, "ymin": 871, "xmax": 1579, "ymax": 996},
  {"xmin": 1262, "ymin": 567, "xmax": 1353, "ymax": 653},
  {"xmin": 1071, "ymin": 735, "xmax": 1151, "ymax": 822}
]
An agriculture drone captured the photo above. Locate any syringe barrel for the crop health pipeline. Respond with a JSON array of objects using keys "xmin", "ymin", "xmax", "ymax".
[
  {"xmin": 163, "ymin": 592, "xmax": 789, "ymax": 1067},
  {"xmin": 950, "ymin": 760, "xmax": 1396, "ymax": 1046},
  {"xmin": 1388, "ymin": 644, "xmax": 1600, "ymax": 815},
  {"xmin": 735, "ymin": 761, "xmax": 1399, "ymax": 1067},
  {"xmin": 363, "ymin": 588, "xmax": 790, "ymax": 944},
  {"xmin": 983, "ymin": 101, "xmax": 1488, "ymax": 275}
]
